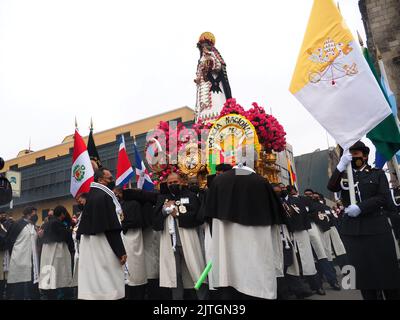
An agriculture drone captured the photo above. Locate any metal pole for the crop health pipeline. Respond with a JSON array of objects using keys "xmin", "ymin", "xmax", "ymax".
[{"xmin": 346, "ymin": 163, "xmax": 357, "ymax": 205}]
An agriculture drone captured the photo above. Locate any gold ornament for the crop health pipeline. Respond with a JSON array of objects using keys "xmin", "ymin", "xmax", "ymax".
[
  {"xmin": 178, "ymin": 143, "xmax": 205, "ymax": 178},
  {"xmin": 198, "ymin": 32, "xmax": 216, "ymax": 45}
]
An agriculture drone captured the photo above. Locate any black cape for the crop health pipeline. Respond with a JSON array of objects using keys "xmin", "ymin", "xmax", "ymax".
[
  {"xmin": 122, "ymin": 188, "xmax": 158, "ymax": 229},
  {"xmin": 77, "ymin": 187, "xmax": 122, "ymax": 235},
  {"xmin": 281, "ymin": 195, "xmax": 312, "ymax": 232},
  {"xmin": 3, "ymin": 218, "xmax": 28, "ymax": 254},
  {"xmin": 121, "ymin": 199, "xmax": 145, "ymax": 234},
  {"xmin": 153, "ymin": 187, "xmax": 201, "ymax": 231},
  {"xmin": 308, "ymin": 200, "xmax": 332, "ymax": 232},
  {"xmin": 41, "ymin": 216, "xmax": 74, "ymax": 253},
  {"xmin": 205, "ymin": 168, "xmax": 285, "ymax": 226}
]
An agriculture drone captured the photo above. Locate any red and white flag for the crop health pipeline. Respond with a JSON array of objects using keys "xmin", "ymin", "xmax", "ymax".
[
  {"xmin": 116, "ymin": 135, "xmax": 134, "ymax": 187},
  {"xmin": 70, "ymin": 129, "xmax": 94, "ymax": 198}
]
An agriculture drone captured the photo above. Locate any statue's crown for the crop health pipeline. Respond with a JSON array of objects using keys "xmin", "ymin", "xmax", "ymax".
[{"xmin": 198, "ymin": 32, "xmax": 215, "ymax": 45}]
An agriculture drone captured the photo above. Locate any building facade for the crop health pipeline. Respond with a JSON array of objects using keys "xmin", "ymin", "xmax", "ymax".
[
  {"xmin": 276, "ymin": 143, "xmax": 297, "ymax": 187},
  {"xmin": 1, "ymin": 105, "xmax": 298, "ymax": 222},
  {"xmin": 294, "ymin": 147, "xmax": 339, "ymax": 204},
  {"xmin": 0, "ymin": 107, "xmax": 194, "ymax": 223},
  {"xmin": 359, "ymin": 0, "xmax": 400, "ymax": 110}
]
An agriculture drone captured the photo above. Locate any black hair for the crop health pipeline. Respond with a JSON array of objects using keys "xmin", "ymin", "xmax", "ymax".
[
  {"xmin": 216, "ymin": 163, "xmax": 233, "ymax": 172},
  {"xmin": 77, "ymin": 192, "xmax": 88, "ymax": 200},
  {"xmin": 22, "ymin": 206, "xmax": 37, "ymax": 216},
  {"xmin": 53, "ymin": 205, "xmax": 68, "ymax": 217},
  {"xmin": 304, "ymin": 188, "xmax": 314, "ymax": 193},
  {"xmin": 94, "ymin": 167, "xmax": 110, "ymax": 182}
]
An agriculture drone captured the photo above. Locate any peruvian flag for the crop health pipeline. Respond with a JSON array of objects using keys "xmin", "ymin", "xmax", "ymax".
[
  {"xmin": 116, "ymin": 135, "xmax": 134, "ymax": 187},
  {"xmin": 70, "ymin": 129, "xmax": 94, "ymax": 198}
]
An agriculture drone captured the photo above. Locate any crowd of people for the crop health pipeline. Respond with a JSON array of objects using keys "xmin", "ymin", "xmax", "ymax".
[{"xmin": 1, "ymin": 141, "xmax": 400, "ymax": 300}]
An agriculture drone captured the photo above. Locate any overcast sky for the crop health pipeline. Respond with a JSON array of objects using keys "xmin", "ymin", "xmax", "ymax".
[{"xmin": 0, "ymin": 0, "xmax": 370, "ymax": 162}]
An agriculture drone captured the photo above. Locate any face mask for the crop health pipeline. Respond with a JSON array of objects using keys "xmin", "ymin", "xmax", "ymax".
[
  {"xmin": 168, "ymin": 183, "xmax": 181, "ymax": 196},
  {"xmin": 31, "ymin": 214, "xmax": 38, "ymax": 224},
  {"xmin": 78, "ymin": 204, "xmax": 84, "ymax": 211},
  {"xmin": 351, "ymin": 157, "xmax": 365, "ymax": 169},
  {"xmin": 107, "ymin": 180, "xmax": 116, "ymax": 190},
  {"xmin": 280, "ymin": 190, "xmax": 288, "ymax": 198},
  {"xmin": 0, "ymin": 217, "xmax": 6, "ymax": 223},
  {"xmin": 189, "ymin": 184, "xmax": 200, "ymax": 194}
]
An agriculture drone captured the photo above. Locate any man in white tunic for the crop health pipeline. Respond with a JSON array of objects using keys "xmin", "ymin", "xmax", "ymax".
[
  {"xmin": 39, "ymin": 205, "xmax": 74, "ymax": 299},
  {"xmin": 0, "ymin": 210, "xmax": 13, "ymax": 300},
  {"xmin": 6, "ymin": 206, "xmax": 40, "ymax": 300},
  {"xmin": 153, "ymin": 172, "xmax": 207, "ymax": 300},
  {"xmin": 77, "ymin": 168, "xmax": 127, "ymax": 300},
  {"xmin": 205, "ymin": 164, "xmax": 285, "ymax": 300}
]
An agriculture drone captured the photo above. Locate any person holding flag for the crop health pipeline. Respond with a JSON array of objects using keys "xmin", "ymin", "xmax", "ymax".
[
  {"xmin": 114, "ymin": 135, "xmax": 148, "ymax": 300},
  {"xmin": 119, "ymin": 140, "xmax": 169, "ymax": 299},
  {"xmin": 290, "ymin": 0, "xmax": 400, "ymax": 299},
  {"xmin": 328, "ymin": 141, "xmax": 400, "ymax": 299}
]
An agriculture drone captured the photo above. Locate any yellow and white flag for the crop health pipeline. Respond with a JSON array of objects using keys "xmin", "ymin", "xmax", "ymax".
[{"xmin": 289, "ymin": 0, "xmax": 391, "ymax": 150}]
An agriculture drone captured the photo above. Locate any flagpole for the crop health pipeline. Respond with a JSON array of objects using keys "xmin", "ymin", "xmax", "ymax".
[{"xmin": 346, "ymin": 164, "xmax": 357, "ymax": 205}]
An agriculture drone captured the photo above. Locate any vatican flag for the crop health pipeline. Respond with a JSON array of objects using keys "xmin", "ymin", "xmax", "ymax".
[{"xmin": 289, "ymin": 0, "xmax": 392, "ymax": 150}]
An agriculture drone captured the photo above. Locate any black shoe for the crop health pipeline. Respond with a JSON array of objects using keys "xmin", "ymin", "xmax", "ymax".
[
  {"xmin": 315, "ymin": 288, "xmax": 326, "ymax": 296},
  {"xmin": 330, "ymin": 283, "xmax": 341, "ymax": 291},
  {"xmin": 295, "ymin": 290, "xmax": 313, "ymax": 299}
]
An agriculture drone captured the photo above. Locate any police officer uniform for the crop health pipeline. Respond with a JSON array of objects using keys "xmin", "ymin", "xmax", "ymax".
[{"xmin": 328, "ymin": 141, "xmax": 400, "ymax": 299}]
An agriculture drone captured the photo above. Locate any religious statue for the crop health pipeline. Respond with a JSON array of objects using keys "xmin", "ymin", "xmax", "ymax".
[{"xmin": 194, "ymin": 32, "xmax": 232, "ymax": 122}]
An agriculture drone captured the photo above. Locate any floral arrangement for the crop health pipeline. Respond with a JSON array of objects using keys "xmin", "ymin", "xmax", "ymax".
[
  {"xmin": 196, "ymin": 99, "xmax": 287, "ymax": 153},
  {"xmin": 146, "ymin": 98, "xmax": 286, "ymax": 187},
  {"xmin": 244, "ymin": 101, "xmax": 286, "ymax": 153},
  {"xmin": 151, "ymin": 165, "xmax": 181, "ymax": 187}
]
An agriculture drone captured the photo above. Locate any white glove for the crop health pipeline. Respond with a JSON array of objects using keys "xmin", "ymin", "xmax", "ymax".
[
  {"xmin": 344, "ymin": 204, "xmax": 361, "ymax": 217},
  {"xmin": 337, "ymin": 149, "xmax": 352, "ymax": 172}
]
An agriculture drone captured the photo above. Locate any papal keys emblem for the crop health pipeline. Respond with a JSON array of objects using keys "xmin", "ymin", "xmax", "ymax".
[{"xmin": 73, "ymin": 164, "xmax": 86, "ymax": 182}]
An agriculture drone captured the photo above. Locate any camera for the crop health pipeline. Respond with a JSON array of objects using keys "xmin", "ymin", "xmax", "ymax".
[{"xmin": 0, "ymin": 157, "xmax": 13, "ymax": 206}]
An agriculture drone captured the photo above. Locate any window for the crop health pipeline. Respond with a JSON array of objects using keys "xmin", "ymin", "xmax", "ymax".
[
  {"xmin": 50, "ymin": 172, "xmax": 56, "ymax": 184},
  {"xmin": 36, "ymin": 156, "xmax": 45, "ymax": 164}
]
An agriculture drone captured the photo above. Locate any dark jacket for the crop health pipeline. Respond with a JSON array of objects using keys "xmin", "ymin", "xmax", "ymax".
[
  {"xmin": 281, "ymin": 195, "xmax": 312, "ymax": 232},
  {"xmin": 122, "ymin": 188, "xmax": 158, "ymax": 229},
  {"xmin": 121, "ymin": 199, "xmax": 145, "ymax": 234},
  {"xmin": 327, "ymin": 166, "xmax": 392, "ymax": 235},
  {"xmin": 153, "ymin": 187, "xmax": 201, "ymax": 231}
]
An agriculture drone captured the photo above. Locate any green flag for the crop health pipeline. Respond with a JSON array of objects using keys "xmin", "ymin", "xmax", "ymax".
[{"xmin": 364, "ymin": 47, "xmax": 400, "ymax": 160}]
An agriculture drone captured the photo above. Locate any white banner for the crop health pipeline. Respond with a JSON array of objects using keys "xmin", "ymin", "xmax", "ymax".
[{"xmin": 6, "ymin": 171, "xmax": 21, "ymax": 198}]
